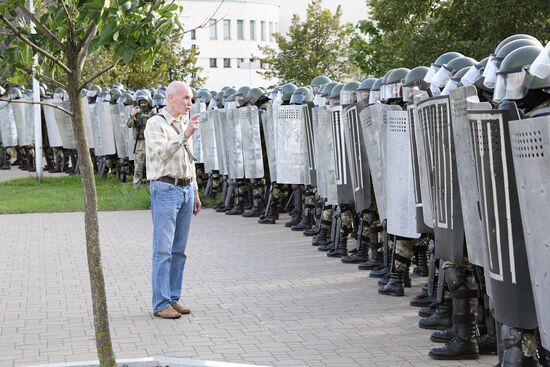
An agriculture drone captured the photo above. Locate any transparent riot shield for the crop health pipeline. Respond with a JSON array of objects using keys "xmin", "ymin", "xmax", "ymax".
[
  {"xmin": 330, "ymin": 105, "xmax": 354, "ymax": 205},
  {"xmin": 313, "ymin": 106, "xmax": 337, "ymax": 204},
  {"xmin": 225, "ymin": 107, "xmax": 244, "ymax": 179},
  {"xmin": 11, "ymin": 99, "xmax": 34, "ymax": 146},
  {"xmin": 91, "ymin": 102, "xmax": 116, "ymax": 156},
  {"xmin": 200, "ymin": 110, "xmax": 219, "ymax": 173},
  {"xmin": 0, "ymin": 101, "xmax": 18, "ymax": 147},
  {"xmin": 239, "ymin": 105, "xmax": 264, "ymax": 179},
  {"xmin": 110, "ymin": 104, "xmax": 128, "ymax": 158},
  {"xmin": 262, "ymin": 104, "xmax": 277, "ymax": 182},
  {"xmin": 52, "ymin": 101, "xmax": 76, "ymax": 150},
  {"xmin": 81, "ymin": 97, "xmax": 95, "ymax": 149},
  {"xmin": 213, "ymin": 109, "xmax": 228, "ymax": 176}
]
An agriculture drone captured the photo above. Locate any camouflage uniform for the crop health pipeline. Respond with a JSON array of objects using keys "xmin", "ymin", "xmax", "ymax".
[{"xmin": 128, "ymin": 109, "xmax": 154, "ymax": 187}]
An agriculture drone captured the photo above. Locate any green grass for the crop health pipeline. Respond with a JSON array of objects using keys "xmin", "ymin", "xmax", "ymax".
[{"xmin": 0, "ymin": 175, "xmax": 218, "ymax": 214}]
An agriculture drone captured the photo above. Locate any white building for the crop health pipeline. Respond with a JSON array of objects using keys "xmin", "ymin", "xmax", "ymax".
[{"xmin": 179, "ymin": 0, "xmax": 281, "ymax": 91}]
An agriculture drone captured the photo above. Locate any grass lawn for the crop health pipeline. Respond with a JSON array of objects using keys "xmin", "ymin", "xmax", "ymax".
[{"xmin": 0, "ymin": 175, "xmax": 217, "ymax": 214}]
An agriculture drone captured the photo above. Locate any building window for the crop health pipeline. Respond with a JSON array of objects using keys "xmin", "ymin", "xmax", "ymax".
[
  {"xmin": 223, "ymin": 19, "xmax": 231, "ymax": 40},
  {"xmin": 209, "ymin": 19, "xmax": 217, "ymax": 40},
  {"xmin": 269, "ymin": 22, "xmax": 273, "ymax": 42},
  {"xmin": 190, "ymin": 29, "xmax": 196, "ymax": 40},
  {"xmin": 237, "ymin": 58, "xmax": 245, "ymax": 68},
  {"xmin": 210, "ymin": 58, "xmax": 217, "ymax": 68},
  {"xmin": 237, "ymin": 19, "xmax": 244, "ymax": 40},
  {"xmin": 261, "ymin": 21, "xmax": 266, "ymax": 41},
  {"xmin": 224, "ymin": 58, "xmax": 231, "ymax": 68},
  {"xmin": 249, "ymin": 20, "xmax": 256, "ymax": 40}
]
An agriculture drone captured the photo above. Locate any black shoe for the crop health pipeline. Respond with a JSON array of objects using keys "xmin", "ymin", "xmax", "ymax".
[
  {"xmin": 419, "ymin": 304, "xmax": 453, "ymax": 331},
  {"xmin": 312, "ymin": 229, "xmax": 330, "ymax": 246},
  {"xmin": 431, "ymin": 328, "xmax": 455, "ymax": 343},
  {"xmin": 285, "ymin": 216, "xmax": 301, "ymax": 228},
  {"xmin": 429, "ymin": 337, "xmax": 479, "ymax": 360},
  {"xmin": 242, "ymin": 207, "xmax": 261, "ymax": 217},
  {"xmin": 341, "ymin": 251, "xmax": 368, "ymax": 264},
  {"xmin": 225, "ymin": 205, "xmax": 244, "ymax": 215},
  {"xmin": 303, "ymin": 226, "xmax": 319, "ymax": 237},
  {"xmin": 418, "ymin": 302, "xmax": 437, "ymax": 318},
  {"xmin": 410, "ymin": 292, "xmax": 436, "ymax": 308},
  {"xmin": 318, "ymin": 241, "xmax": 334, "ymax": 252},
  {"xmin": 369, "ymin": 266, "xmax": 390, "ymax": 278},
  {"xmin": 215, "ymin": 205, "xmax": 229, "ymax": 212},
  {"xmin": 358, "ymin": 258, "xmax": 383, "ymax": 270},
  {"xmin": 478, "ymin": 334, "xmax": 497, "ymax": 355},
  {"xmin": 378, "ymin": 272, "xmax": 405, "ymax": 297}
]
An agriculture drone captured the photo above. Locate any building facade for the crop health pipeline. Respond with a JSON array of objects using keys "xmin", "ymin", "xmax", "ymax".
[{"xmin": 179, "ymin": 0, "xmax": 280, "ymax": 91}]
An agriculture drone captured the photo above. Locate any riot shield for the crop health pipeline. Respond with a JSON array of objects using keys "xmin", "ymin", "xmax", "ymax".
[
  {"xmin": 225, "ymin": 107, "xmax": 244, "ymax": 179},
  {"xmin": 510, "ymin": 115, "xmax": 550, "ymax": 349},
  {"xmin": 238, "ymin": 105, "xmax": 264, "ymax": 179},
  {"xmin": 407, "ymin": 104, "xmax": 433, "ymax": 233},
  {"xmin": 52, "ymin": 101, "xmax": 77, "ymax": 149},
  {"xmin": 360, "ymin": 103, "xmax": 401, "ymax": 220},
  {"xmin": 213, "ymin": 109, "xmax": 228, "ymax": 175},
  {"xmin": 303, "ymin": 104, "xmax": 316, "ymax": 185},
  {"xmin": 468, "ymin": 106, "xmax": 537, "ymax": 330},
  {"xmin": 0, "ymin": 101, "xmax": 18, "ymax": 147},
  {"xmin": 330, "ymin": 105, "xmax": 354, "ymax": 205},
  {"xmin": 413, "ymin": 91, "xmax": 435, "ymax": 228},
  {"xmin": 386, "ymin": 109, "xmax": 420, "ymax": 238},
  {"xmin": 81, "ymin": 97, "xmax": 95, "ymax": 149},
  {"xmin": 313, "ymin": 106, "xmax": 337, "ymax": 204},
  {"xmin": 117, "ymin": 104, "xmax": 133, "ymax": 160},
  {"xmin": 275, "ymin": 105, "xmax": 306, "ymax": 185},
  {"xmin": 43, "ymin": 103, "xmax": 62, "ymax": 147},
  {"xmin": 448, "ymin": 86, "xmax": 490, "ymax": 267},
  {"xmin": 11, "ymin": 99, "xmax": 34, "ymax": 146},
  {"xmin": 262, "ymin": 104, "xmax": 277, "ymax": 182},
  {"xmin": 200, "ymin": 111, "xmax": 219, "ymax": 173},
  {"xmin": 343, "ymin": 104, "xmax": 371, "ymax": 212},
  {"xmin": 110, "ymin": 104, "xmax": 128, "ymax": 158},
  {"xmin": 190, "ymin": 103, "xmax": 205, "ymax": 163},
  {"xmin": 91, "ymin": 102, "xmax": 116, "ymax": 156},
  {"xmin": 415, "ymin": 95, "xmax": 465, "ymax": 263}
]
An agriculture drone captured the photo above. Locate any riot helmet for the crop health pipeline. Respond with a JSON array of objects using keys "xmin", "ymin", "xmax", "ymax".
[
  {"xmin": 493, "ymin": 45, "xmax": 543, "ymax": 102},
  {"xmin": 112, "ymin": 82, "xmax": 124, "ymax": 91},
  {"xmin": 280, "ymin": 83, "xmax": 297, "ymax": 104},
  {"xmin": 356, "ymin": 78, "xmax": 377, "ymax": 104},
  {"xmin": 223, "ymin": 87, "xmax": 237, "ymax": 102},
  {"xmin": 290, "ymin": 87, "xmax": 313, "ymax": 105},
  {"xmin": 461, "ymin": 57, "xmax": 489, "ymax": 87},
  {"xmin": 441, "ymin": 66, "xmax": 471, "ymax": 96},
  {"xmin": 310, "ymin": 75, "xmax": 331, "ymax": 95},
  {"xmin": 53, "ymin": 87, "xmax": 68, "ymax": 102},
  {"xmin": 368, "ymin": 78, "xmax": 383, "ymax": 105},
  {"xmin": 329, "ymin": 83, "xmax": 344, "ymax": 106},
  {"xmin": 110, "ymin": 87, "xmax": 122, "ymax": 104},
  {"xmin": 86, "ymin": 84, "xmax": 102, "ymax": 99},
  {"xmin": 431, "ymin": 57, "xmax": 477, "ymax": 89},
  {"xmin": 235, "ymin": 86, "xmax": 251, "ymax": 106},
  {"xmin": 379, "ymin": 69, "xmax": 393, "ymax": 101},
  {"xmin": 157, "ymin": 86, "xmax": 166, "ymax": 95},
  {"xmin": 484, "ymin": 37, "xmax": 542, "ymax": 88},
  {"xmin": 247, "ymin": 87, "xmax": 268, "ymax": 106},
  {"xmin": 135, "ymin": 89, "xmax": 153, "ymax": 111},
  {"xmin": 117, "ymin": 92, "xmax": 135, "ymax": 106},
  {"xmin": 10, "ymin": 87, "xmax": 23, "ymax": 100},
  {"xmin": 530, "ymin": 41, "xmax": 550, "ymax": 79},
  {"xmin": 424, "ymin": 52, "xmax": 464, "ymax": 83},
  {"xmin": 153, "ymin": 92, "xmax": 166, "ymax": 108},
  {"xmin": 197, "ymin": 89, "xmax": 212, "ymax": 105},
  {"xmin": 214, "ymin": 92, "xmax": 224, "ymax": 109},
  {"xmin": 402, "ymin": 66, "xmax": 429, "ymax": 102},
  {"xmin": 384, "ymin": 68, "xmax": 410, "ymax": 101},
  {"xmin": 319, "ymin": 82, "xmax": 337, "ymax": 106},
  {"xmin": 340, "ymin": 81, "xmax": 360, "ymax": 105}
]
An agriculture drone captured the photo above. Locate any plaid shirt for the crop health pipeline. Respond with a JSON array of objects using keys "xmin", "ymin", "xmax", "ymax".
[{"xmin": 144, "ymin": 109, "xmax": 198, "ymax": 191}]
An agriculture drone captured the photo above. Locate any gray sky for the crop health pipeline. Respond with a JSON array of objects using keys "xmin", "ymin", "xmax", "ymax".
[{"xmin": 278, "ymin": 0, "xmax": 369, "ymax": 35}]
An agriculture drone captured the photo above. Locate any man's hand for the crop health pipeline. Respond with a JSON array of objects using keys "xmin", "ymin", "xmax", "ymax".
[
  {"xmin": 130, "ymin": 106, "xmax": 140, "ymax": 118},
  {"xmin": 193, "ymin": 191, "xmax": 202, "ymax": 216},
  {"xmin": 184, "ymin": 114, "xmax": 201, "ymax": 139}
]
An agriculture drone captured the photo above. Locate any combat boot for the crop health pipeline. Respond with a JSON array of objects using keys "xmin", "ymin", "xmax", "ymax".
[
  {"xmin": 225, "ymin": 203, "xmax": 244, "ymax": 215},
  {"xmin": 312, "ymin": 224, "xmax": 330, "ymax": 246},
  {"xmin": 242, "ymin": 206, "xmax": 261, "ymax": 217},
  {"xmin": 414, "ymin": 245, "xmax": 429, "ymax": 277},
  {"xmin": 410, "ymin": 285, "xmax": 436, "ymax": 307},
  {"xmin": 478, "ymin": 334, "xmax": 497, "ymax": 355},
  {"xmin": 327, "ymin": 236, "xmax": 348, "ymax": 258},
  {"xmin": 429, "ymin": 314, "xmax": 479, "ymax": 360},
  {"xmin": 303, "ymin": 221, "xmax": 319, "ymax": 236},
  {"xmin": 419, "ymin": 300, "xmax": 453, "ymax": 330},
  {"xmin": 258, "ymin": 201, "xmax": 279, "ymax": 224},
  {"xmin": 378, "ymin": 271, "xmax": 405, "ymax": 296},
  {"xmin": 369, "ymin": 265, "xmax": 390, "ymax": 278},
  {"xmin": 431, "ymin": 328, "xmax": 455, "ymax": 343},
  {"xmin": 341, "ymin": 221, "xmax": 369, "ymax": 263},
  {"xmin": 419, "ymin": 301, "xmax": 438, "ymax": 318},
  {"xmin": 291, "ymin": 210, "xmax": 314, "ymax": 231}
]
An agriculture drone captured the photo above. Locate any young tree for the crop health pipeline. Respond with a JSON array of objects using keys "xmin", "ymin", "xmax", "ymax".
[
  {"xmin": 257, "ymin": 0, "xmax": 356, "ymax": 86},
  {"xmin": 0, "ymin": 1, "xmax": 183, "ymax": 366}
]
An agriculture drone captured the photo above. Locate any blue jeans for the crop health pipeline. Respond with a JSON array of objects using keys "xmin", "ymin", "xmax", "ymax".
[{"xmin": 150, "ymin": 180, "xmax": 194, "ymax": 313}]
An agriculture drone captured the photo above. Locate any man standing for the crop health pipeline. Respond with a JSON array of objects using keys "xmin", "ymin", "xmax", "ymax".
[
  {"xmin": 144, "ymin": 81, "xmax": 202, "ymax": 319},
  {"xmin": 128, "ymin": 90, "xmax": 155, "ymax": 188}
]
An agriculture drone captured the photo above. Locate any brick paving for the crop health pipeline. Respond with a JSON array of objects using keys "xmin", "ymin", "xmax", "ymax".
[{"xmin": 0, "ymin": 199, "xmax": 499, "ymax": 367}]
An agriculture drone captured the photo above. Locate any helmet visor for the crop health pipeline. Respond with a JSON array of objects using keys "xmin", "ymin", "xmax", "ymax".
[
  {"xmin": 432, "ymin": 65, "xmax": 453, "ymax": 88},
  {"xmin": 493, "ymin": 68, "xmax": 533, "ymax": 102},
  {"xmin": 441, "ymin": 78, "xmax": 460, "ymax": 96},
  {"xmin": 359, "ymin": 90, "xmax": 370, "ymax": 104},
  {"xmin": 430, "ymin": 84, "xmax": 441, "ymax": 97},
  {"xmin": 385, "ymin": 82, "xmax": 403, "ymax": 100},
  {"xmin": 313, "ymin": 94, "xmax": 322, "ymax": 107},
  {"xmin": 340, "ymin": 90, "xmax": 356, "ymax": 105},
  {"xmin": 368, "ymin": 90, "xmax": 380, "ymax": 105},
  {"xmin": 53, "ymin": 93, "xmax": 64, "ymax": 101},
  {"xmin": 86, "ymin": 89, "xmax": 98, "ymax": 98},
  {"xmin": 402, "ymin": 85, "xmax": 417, "ymax": 102},
  {"xmin": 424, "ymin": 64, "xmax": 440, "ymax": 83},
  {"xmin": 312, "ymin": 85, "xmax": 321, "ymax": 94},
  {"xmin": 461, "ymin": 65, "xmax": 483, "ymax": 86},
  {"xmin": 208, "ymin": 99, "xmax": 217, "ymax": 110},
  {"xmin": 321, "ymin": 96, "xmax": 330, "ymax": 106},
  {"xmin": 116, "ymin": 96, "xmax": 126, "ymax": 104},
  {"xmin": 290, "ymin": 92, "xmax": 306, "ymax": 105},
  {"xmin": 153, "ymin": 97, "xmax": 166, "ymax": 106},
  {"xmin": 483, "ymin": 57, "xmax": 502, "ymax": 89},
  {"xmin": 530, "ymin": 42, "xmax": 550, "ymax": 78}
]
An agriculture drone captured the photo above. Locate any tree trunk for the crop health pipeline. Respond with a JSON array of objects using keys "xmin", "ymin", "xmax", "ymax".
[{"xmin": 67, "ymin": 49, "xmax": 117, "ymax": 367}]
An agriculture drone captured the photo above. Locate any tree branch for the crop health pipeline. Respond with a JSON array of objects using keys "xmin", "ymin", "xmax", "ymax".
[
  {"xmin": 0, "ymin": 98, "xmax": 73, "ymax": 117},
  {"xmin": 77, "ymin": 24, "xmax": 98, "ymax": 70},
  {"xmin": 183, "ymin": 0, "xmax": 226, "ymax": 34},
  {"xmin": 1, "ymin": 15, "xmax": 72, "ymax": 75},
  {"xmin": 36, "ymin": 72, "xmax": 69, "ymax": 90},
  {"xmin": 17, "ymin": 4, "xmax": 66, "ymax": 51},
  {"xmin": 80, "ymin": 63, "xmax": 116, "ymax": 90}
]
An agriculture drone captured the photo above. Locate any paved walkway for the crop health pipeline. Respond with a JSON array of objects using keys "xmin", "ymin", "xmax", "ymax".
[{"xmin": 0, "ymin": 191, "xmax": 498, "ymax": 367}]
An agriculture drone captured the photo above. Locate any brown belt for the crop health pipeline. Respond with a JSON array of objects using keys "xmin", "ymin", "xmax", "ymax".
[{"xmin": 156, "ymin": 176, "xmax": 191, "ymax": 187}]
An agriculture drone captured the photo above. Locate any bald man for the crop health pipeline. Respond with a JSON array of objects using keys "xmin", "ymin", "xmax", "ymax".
[{"xmin": 144, "ymin": 81, "xmax": 202, "ymax": 319}]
